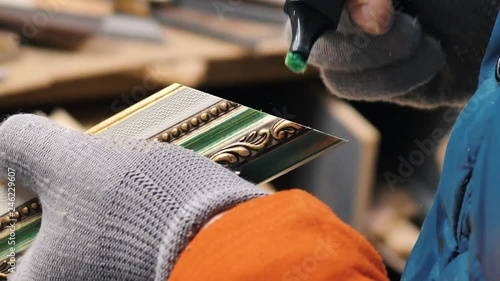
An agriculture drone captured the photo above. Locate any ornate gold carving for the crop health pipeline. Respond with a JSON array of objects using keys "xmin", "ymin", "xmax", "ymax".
[
  {"xmin": 200, "ymin": 113, "xmax": 209, "ymax": 122},
  {"xmin": 272, "ymin": 120, "xmax": 303, "ymax": 139},
  {"xmin": 209, "ymin": 120, "xmax": 306, "ymax": 168},
  {"xmin": 154, "ymin": 101, "xmax": 239, "ymax": 143},
  {"xmin": 209, "ymin": 107, "xmax": 219, "ymax": 116},
  {"xmin": 190, "ymin": 118, "xmax": 199, "ymax": 126},
  {"xmin": 220, "ymin": 102, "xmax": 229, "ymax": 111},
  {"xmin": 0, "ymin": 259, "xmax": 11, "ymax": 279},
  {"xmin": 161, "ymin": 133, "xmax": 170, "ymax": 142}
]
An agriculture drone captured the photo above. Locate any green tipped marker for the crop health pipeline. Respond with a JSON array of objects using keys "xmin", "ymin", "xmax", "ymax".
[
  {"xmin": 284, "ymin": 0, "xmax": 346, "ymax": 74},
  {"xmin": 285, "ymin": 51, "xmax": 307, "ymax": 74}
]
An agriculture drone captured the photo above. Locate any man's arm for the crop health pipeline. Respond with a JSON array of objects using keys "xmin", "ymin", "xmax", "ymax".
[{"xmin": 170, "ymin": 189, "xmax": 389, "ymax": 281}]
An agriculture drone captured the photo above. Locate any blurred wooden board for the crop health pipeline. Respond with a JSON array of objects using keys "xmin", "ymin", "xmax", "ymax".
[
  {"xmin": 21, "ymin": 0, "xmax": 113, "ymax": 17},
  {"xmin": 291, "ymin": 96, "xmax": 380, "ymax": 233},
  {"xmin": 154, "ymin": 7, "xmax": 284, "ymax": 49},
  {"xmin": 115, "ymin": 0, "xmax": 151, "ymax": 16},
  {"xmin": 247, "ymin": 0, "xmax": 285, "ymax": 6},
  {"xmin": 0, "ymin": 0, "xmax": 112, "ymax": 17},
  {"xmin": 0, "ymin": 26, "xmax": 293, "ymax": 110},
  {"xmin": 177, "ymin": 0, "xmax": 286, "ymax": 23},
  {"xmin": 0, "ymin": 32, "xmax": 19, "ymax": 62},
  {"xmin": 0, "ymin": 1, "xmax": 105, "ymax": 49}
]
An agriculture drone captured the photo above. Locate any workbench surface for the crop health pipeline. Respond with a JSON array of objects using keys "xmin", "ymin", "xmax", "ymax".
[{"xmin": 0, "ymin": 26, "xmax": 295, "ymax": 109}]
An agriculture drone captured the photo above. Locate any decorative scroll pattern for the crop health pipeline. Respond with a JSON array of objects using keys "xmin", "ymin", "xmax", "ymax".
[
  {"xmin": 152, "ymin": 101, "xmax": 239, "ymax": 143},
  {"xmin": 209, "ymin": 119, "xmax": 306, "ymax": 168},
  {"xmin": 0, "ymin": 259, "xmax": 10, "ymax": 279}
]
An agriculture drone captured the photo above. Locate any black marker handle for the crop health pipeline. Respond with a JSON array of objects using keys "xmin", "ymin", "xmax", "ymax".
[{"xmin": 285, "ymin": 0, "xmax": 346, "ymax": 61}]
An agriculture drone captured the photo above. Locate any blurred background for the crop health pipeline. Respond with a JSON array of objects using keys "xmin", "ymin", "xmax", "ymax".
[{"xmin": 0, "ymin": 0, "xmax": 456, "ymax": 279}]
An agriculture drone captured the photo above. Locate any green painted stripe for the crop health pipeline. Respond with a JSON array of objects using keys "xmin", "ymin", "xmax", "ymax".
[
  {"xmin": 0, "ymin": 215, "xmax": 41, "ymax": 260},
  {"xmin": 179, "ymin": 108, "xmax": 270, "ymax": 155}
]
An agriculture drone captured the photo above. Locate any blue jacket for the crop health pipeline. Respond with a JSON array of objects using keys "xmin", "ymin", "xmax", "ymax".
[{"xmin": 402, "ymin": 12, "xmax": 500, "ymax": 281}]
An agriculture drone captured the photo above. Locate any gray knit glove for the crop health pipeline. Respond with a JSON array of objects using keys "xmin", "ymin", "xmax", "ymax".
[
  {"xmin": 305, "ymin": 10, "xmax": 448, "ymax": 108},
  {"xmin": 0, "ymin": 114, "xmax": 267, "ymax": 281}
]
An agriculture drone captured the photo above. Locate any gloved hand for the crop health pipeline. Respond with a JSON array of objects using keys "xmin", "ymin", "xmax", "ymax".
[
  {"xmin": 0, "ymin": 114, "xmax": 267, "ymax": 281},
  {"xmin": 295, "ymin": 0, "xmax": 449, "ymax": 108}
]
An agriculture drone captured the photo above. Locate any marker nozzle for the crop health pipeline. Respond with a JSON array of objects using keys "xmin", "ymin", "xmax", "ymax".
[{"xmin": 284, "ymin": 0, "xmax": 345, "ymax": 73}]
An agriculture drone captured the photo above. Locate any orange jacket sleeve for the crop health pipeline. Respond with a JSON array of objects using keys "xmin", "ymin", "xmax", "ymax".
[{"xmin": 169, "ymin": 189, "xmax": 389, "ymax": 281}]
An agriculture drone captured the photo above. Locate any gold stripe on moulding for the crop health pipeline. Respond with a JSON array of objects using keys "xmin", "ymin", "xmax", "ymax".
[
  {"xmin": 86, "ymin": 83, "xmax": 183, "ymax": 135},
  {"xmin": 150, "ymin": 100, "xmax": 241, "ymax": 143}
]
